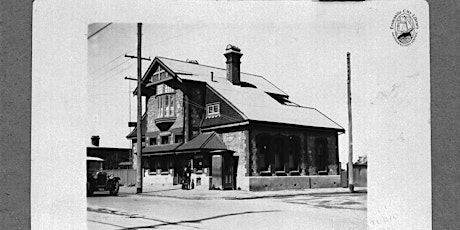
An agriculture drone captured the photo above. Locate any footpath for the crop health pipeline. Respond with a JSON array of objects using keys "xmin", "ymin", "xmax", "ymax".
[{"xmin": 116, "ymin": 185, "xmax": 367, "ymax": 200}]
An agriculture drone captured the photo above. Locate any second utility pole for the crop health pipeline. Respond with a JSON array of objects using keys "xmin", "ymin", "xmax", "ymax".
[
  {"xmin": 136, "ymin": 23, "xmax": 143, "ymax": 194},
  {"xmin": 347, "ymin": 52, "xmax": 354, "ymax": 193}
]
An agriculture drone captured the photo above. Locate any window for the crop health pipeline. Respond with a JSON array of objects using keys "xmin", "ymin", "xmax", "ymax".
[
  {"xmin": 206, "ymin": 103, "xmax": 220, "ymax": 118},
  {"xmin": 175, "ymin": 135, "xmax": 184, "ymax": 143},
  {"xmin": 161, "ymin": 136, "xmax": 169, "ymax": 145},
  {"xmin": 149, "ymin": 137, "xmax": 157, "ymax": 146},
  {"xmin": 156, "ymin": 84, "xmax": 176, "ymax": 119},
  {"xmin": 156, "ymin": 84, "xmax": 174, "ymax": 96},
  {"xmin": 157, "ymin": 94, "xmax": 175, "ymax": 118}
]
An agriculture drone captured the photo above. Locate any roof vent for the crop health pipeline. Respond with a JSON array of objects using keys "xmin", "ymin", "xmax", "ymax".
[{"xmin": 186, "ymin": 58, "xmax": 199, "ymax": 64}]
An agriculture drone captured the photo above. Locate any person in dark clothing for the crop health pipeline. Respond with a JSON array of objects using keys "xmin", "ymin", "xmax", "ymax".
[
  {"xmin": 182, "ymin": 163, "xmax": 189, "ymax": 190},
  {"xmin": 182, "ymin": 162, "xmax": 192, "ymax": 190}
]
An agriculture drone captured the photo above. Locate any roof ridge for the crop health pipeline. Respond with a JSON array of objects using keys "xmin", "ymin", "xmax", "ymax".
[
  {"xmin": 200, "ymin": 131, "xmax": 216, "ymax": 149},
  {"xmin": 157, "ymin": 56, "xmax": 271, "ymax": 79}
]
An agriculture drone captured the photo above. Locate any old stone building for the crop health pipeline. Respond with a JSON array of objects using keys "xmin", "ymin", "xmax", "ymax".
[{"xmin": 127, "ymin": 45, "xmax": 344, "ymax": 191}]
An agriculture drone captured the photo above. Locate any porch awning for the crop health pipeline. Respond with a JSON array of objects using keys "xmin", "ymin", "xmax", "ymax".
[
  {"xmin": 142, "ymin": 143, "xmax": 181, "ymax": 156},
  {"xmin": 175, "ymin": 132, "xmax": 230, "ymax": 153},
  {"xmin": 141, "ymin": 132, "xmax": 231, "ymax": 156}
]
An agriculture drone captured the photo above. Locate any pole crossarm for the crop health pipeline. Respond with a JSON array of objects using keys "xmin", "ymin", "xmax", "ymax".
[{"xmin": 125, "ymin": 54, "xmax": 151, "ymax": 61}]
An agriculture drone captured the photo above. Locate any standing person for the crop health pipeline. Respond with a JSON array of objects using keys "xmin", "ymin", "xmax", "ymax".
[
  {"xmin": 182, "ymin": 162, "xmax": 189, "ymax": 190},
  {"xmin": 186, "ymin": 161, "xmax": 192, "ymax": 190}
]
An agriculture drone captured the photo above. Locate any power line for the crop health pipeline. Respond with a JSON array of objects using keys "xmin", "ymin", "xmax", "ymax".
[
  {"xmin": 97, "ymin": 58, "xmax": 132, "ymax": 79},
  {"xmin": 87, "ymin": 23, "xmax": 112, "ymax": 39},
  {"xmin": 90, "ymin": 54, "xmax": 124, "ymax": 75},
  {"xmin": 97, "ymin": 61, "xmax": 135, "ymax": 84}
]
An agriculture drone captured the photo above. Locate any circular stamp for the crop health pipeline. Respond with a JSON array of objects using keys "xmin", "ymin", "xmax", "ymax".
[{"xmin": 390, "ymin": 9, "xmax": 419, "ymax": 46}]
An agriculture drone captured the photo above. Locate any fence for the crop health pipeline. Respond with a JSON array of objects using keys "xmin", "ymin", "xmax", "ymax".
[{"xmin": 103, "ymin": 169, "xmax": 136, "ymax": 186}]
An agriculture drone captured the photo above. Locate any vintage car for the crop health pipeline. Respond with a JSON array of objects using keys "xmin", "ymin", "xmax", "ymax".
[{"xmin": 87, "ymin": 156, "xmax": 120, "ymax": 196}]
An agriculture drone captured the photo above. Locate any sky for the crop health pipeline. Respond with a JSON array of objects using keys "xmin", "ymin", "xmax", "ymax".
[{"xmin": 87, "ymin": 2, "xmax": 428, "ymax": 165}]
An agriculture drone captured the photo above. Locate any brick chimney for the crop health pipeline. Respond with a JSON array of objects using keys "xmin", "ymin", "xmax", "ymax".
[
  {"xmin": 224, "ymin": 44, "xmax": 243, "ymax": 85},
  {"xmin": 91, "ymin": 135, "xmax": 100, "ymax": 147}
]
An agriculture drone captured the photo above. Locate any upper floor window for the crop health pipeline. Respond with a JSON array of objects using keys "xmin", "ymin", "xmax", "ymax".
[
  {"xmin": 175, "ymin": 135, "xmax": 184, "ymax": 143},
  {"xmin": 156, "ymin": 84, "xmax": 174, "ymax": 96},
  {"xmin": 161, "ymin": 136, "xmax": 170, "ymax": 145},
  {"xmin": 156, "ymin": 84, "xmax": 176, "ymax": 118},
  {"xmin": 206, "ymin": 103, "xmax": 220, "ymax": 118},
  {"xmin": 157, "ymin": 94, "xmax": 175, "ymax": 118},
  {"xmin": 149, "ymin": 137, "xmax": 157, "ymax": 146}
]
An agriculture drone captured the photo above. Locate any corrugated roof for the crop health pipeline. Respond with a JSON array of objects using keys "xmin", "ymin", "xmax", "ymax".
[
  {"xmin": 176, "ymin": 132, "xmax": 228, "ymax": 151},
  {"xmin": 207, "ymin": 81, "xmax": 344, "ymax": 131},
  {"xmin": 141, "ymin": 132, "xmax": 229, "ymax": 156},
  {"xmin": 139, "ymin": 56, "xmax": 344, "ymax": 132},
  {"xmin": 143, "ymin": 143, "xmax": 181, "ymax": 155},
  {"xmin": 157, "ymin": 57, "xmax": 288, "ymax": 96}
]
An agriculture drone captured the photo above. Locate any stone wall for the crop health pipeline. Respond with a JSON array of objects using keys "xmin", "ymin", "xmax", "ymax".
[{"xmin": 219, "ymin": 130, "xmax": 249, "ymax": 190}]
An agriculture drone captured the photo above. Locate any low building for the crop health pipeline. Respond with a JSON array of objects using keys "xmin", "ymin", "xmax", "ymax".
[
  {"xmin": 127, "ymin": 45, "xmax": 344, "ymax": 191},
  {"xmin": 87, "ymin": 136, "xmax": 133, "ymax": 170}
]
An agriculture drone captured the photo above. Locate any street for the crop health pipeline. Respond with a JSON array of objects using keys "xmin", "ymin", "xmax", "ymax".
[{"xmin": 88, "ymin": 186, "xmax": 367, "ymax": 230}]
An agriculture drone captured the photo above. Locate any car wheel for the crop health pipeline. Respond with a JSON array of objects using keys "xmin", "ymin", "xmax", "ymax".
[{"xmin": 110, "ymin": 181, "xmax": 119, "ymax": 196}]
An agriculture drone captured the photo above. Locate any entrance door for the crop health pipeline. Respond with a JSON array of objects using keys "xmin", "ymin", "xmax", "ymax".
[
  {"xmin": 211, "ymin": 153, "xmax": 234, "ymax": 190},
  {"xmin": 222, "ymin": 154, "xmax": 233, "ymax": 189}
]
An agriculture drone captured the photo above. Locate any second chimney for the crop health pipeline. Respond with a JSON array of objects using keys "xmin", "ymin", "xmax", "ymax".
[
  {"xmin": 91, "ymin": 135, "xmax": 100, "ymax": 147},
  {"xmin": 224, "ymin": 44, "xmax": 243, "ymax": 85}
]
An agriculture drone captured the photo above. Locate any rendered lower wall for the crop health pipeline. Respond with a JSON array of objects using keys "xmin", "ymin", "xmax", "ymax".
[
  {"xmin": 142, "ymin": 169, "xmax": 174, "ymax": 189},
  {"xmin": 246, "ymin": 176, "xmax": 340, "ymax": 191}
]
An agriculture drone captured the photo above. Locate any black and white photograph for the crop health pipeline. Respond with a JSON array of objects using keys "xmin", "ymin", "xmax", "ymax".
[{"xmin": 23, "ymin": 0, "xmax": 433, "ymax": 229}]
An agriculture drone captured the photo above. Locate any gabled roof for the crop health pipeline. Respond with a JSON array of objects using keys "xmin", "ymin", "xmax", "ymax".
[
  {"xmin": 176, "ymin": 132, "xmax": 228, "ymax": 152},
  {"xmin": 141, "ymin": 132, "xmax": 229, "ymax": 156},
  {"xmin": 136, "ymin": 56, "xmax": 344, "ymax": 132},
  {"xmin": 206, "ymin": 82, "xmax": 344, "ymax": 131},
  {"xmin": 143, "ymin": 143, "xmax": 181, "ymax": 155},
  {"xmin": 157, "ymin": 57, "xmax": 288, "ymax": 97}
]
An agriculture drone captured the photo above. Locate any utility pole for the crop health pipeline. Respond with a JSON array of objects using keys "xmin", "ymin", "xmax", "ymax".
[
  {"xmin": 135, "ymin": 23, "xmax": 143, "ymax": 194},
  {"xmin": 347, "ymin": 52, "xmax": 354, "ymax": 193},
  {"xmin": 124, "ymin": 24, "xmax": 151, "ymax": 194}
]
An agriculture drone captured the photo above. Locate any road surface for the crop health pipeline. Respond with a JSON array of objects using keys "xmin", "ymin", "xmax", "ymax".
[{"xmin": 88, "ymin": 188, "xmax": 367, "ymax": 230}]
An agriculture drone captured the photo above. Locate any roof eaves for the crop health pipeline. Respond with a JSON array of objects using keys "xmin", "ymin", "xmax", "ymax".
[
  {"xmin": 133, "ymin": 57, "xmax": 181, "ymax": 95},
  {"xmin": 312, "ymin": 108, "xmax": 345, "ymax": 131},
  {"xmin": 248, "ymin": 119, "xmax": 345, "ymax": 132}
]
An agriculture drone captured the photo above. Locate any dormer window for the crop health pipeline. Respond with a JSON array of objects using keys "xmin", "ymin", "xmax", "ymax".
[{"xmin": 206, "ymin": 103, "xmax": 220, "ymax": 118}]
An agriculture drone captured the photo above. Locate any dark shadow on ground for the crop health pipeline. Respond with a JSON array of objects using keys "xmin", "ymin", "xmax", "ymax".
[
  {"xmin": 118, "ymin": 210, "xmax": 281, "ymax": 230},
  {"xmin": 88, "ymin": 193, "xmax": 130, "ymax": 198}
]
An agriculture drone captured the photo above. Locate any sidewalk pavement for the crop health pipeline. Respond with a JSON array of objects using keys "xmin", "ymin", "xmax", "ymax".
[{"xmin": 117, "ymin": 185, "xmax": 367, "ymax": 200}]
